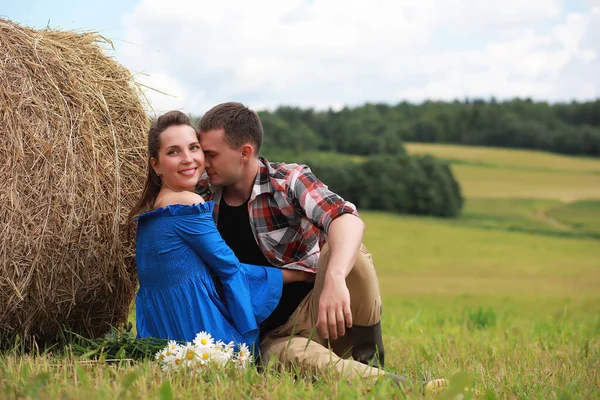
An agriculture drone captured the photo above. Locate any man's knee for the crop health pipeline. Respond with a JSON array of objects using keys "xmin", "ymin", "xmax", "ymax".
[{"xmin": 346, "ymin": 244, "xmax": 382, "ymax": 326}]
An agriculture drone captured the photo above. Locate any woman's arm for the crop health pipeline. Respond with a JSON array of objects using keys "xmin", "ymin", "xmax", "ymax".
[
  {"xmin": 281, "ymin": 269, "xmax": 315, "ymax": 284},
  {"xmin": 159, "ymin": 191, "xmax": 241, "ymax": 280}
]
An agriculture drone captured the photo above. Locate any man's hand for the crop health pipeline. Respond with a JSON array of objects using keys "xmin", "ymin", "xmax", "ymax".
[{"xmin": 316, "ymin": 272, "xmax": 353, "ymax": 340}]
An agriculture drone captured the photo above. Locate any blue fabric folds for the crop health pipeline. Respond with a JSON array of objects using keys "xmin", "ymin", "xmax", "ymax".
[{"xmin": 134, "ymin": 201, "xmax": 283, "ymax": 348}]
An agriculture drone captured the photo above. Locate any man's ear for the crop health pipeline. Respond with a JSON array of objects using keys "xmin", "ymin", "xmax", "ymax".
[{"xmin": 240, "ymin": 144, "xmax": 254, "ymax": 160}]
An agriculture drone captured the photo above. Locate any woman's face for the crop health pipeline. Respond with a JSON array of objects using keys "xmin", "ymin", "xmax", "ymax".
[{"xmin": 151, "ymin": 124, "xmax": 205, "ymax": 192}]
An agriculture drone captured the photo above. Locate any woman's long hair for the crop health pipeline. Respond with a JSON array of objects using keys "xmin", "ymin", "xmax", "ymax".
[{"xmin": 126, "ymin": 111, "xmax": 195, "ymax": 238}]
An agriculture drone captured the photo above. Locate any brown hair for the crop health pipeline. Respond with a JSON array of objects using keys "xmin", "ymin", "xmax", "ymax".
[
  {"xmin": 126, "ymin": 111, "xmax": 196, "ymax": 236},
  {"xmin": 199, "ymin": 102, "xmax": 263, "ymax": 153}
]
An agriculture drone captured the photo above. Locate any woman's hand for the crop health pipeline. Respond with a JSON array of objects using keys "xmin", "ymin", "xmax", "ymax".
[{"xmin": 281, "ymin": 269, "xmax": 316, "ymax": 284}]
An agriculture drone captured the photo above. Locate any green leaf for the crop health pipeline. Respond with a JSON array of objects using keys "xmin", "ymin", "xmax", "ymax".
[
  {"xmin": 115, "ymin": 344, "xmax": 127, "ymax": 359},
  {"xmin": 119, "ymin": 370, "xmax": 140, "ymax": 396},
  {"xmin": 26, "ymin": 373, "xmax": 50, "ymax": 397},
  {"xmin": 75, "ymin": 365, "xmax": 91, "ymax": 388},
  {"xmin": 79, "ymin": 348, "xmax": 101, "ymax": 359},
  {"xmin": 420, "ymin": 347, "xmax": 433, "ymax": 363},
  {"xmin": 158, "ymin": 380, "xmax": 173, "ymax": 400}
]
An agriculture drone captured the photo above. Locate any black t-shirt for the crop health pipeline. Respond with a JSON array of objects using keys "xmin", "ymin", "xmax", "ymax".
[{"xmin": 217, "ymin": 196, "xmax": 314, "ymax": 337}]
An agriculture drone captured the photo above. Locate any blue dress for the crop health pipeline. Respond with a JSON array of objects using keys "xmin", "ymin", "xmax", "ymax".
[{"xmin": 134, "ymin": 201, "xmax": 283, "ymax": 349}]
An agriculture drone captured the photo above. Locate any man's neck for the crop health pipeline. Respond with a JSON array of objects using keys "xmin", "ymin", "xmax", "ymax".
[{"xmin": 222, "ymin": 157, "xmax": 260, "ymax": 206}]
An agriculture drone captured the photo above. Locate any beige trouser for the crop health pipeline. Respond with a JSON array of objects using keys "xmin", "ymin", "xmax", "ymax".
[{"xmin": 260, "ymin": 243, "xmax": 384, "ymax": 380}]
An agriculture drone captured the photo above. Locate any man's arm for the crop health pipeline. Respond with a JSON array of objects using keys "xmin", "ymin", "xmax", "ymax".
[
  {"xmin": 316, "ymin": 213, "xmax": 365, "ymax": 340},
  {"xmin": 287, "ymin": 164, "xmax": 364, "ymax": 340}
]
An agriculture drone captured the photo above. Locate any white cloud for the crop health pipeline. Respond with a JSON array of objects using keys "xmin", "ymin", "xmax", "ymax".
[
  {"xmin": 136, "ymin": 71, "xmax": 189, "ymax": 115},
  {"xmin": 118, "ymin": 0, "xmax": 599, "ymax": 113}
]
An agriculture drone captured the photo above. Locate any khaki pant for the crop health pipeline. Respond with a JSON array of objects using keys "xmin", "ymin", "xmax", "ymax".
[{"xmin": 260, "ymin": 243, "xmax": 384, "ymax": 380}]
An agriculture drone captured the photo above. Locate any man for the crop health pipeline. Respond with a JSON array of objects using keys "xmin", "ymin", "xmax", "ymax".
[{"xmin": 196, "ymin": 102, "xmax": 444, "ymax": 390}]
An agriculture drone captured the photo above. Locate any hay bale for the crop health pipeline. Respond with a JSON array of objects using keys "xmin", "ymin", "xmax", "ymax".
[{"xmin": 0, "ymin": 18, "xmax": 148, "ymax": 342}]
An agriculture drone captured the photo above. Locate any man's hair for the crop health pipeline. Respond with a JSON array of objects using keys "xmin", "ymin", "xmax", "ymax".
[{"xmin": 199, "ymin": 102, "xmax": 263, "ymax": 153}]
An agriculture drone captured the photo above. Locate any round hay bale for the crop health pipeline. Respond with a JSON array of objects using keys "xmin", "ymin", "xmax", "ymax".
[{"xmin": 0, "ymin": 18, "xmax": 148, "ymax": 342}]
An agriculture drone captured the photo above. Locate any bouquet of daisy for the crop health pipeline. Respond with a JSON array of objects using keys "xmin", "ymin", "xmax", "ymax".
[{"xmin": 154, "ymin": 331, "xmax": 253, "ymax": 373}]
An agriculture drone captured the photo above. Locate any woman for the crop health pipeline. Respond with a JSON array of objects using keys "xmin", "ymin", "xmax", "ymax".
[{"xmin": 127, "ymin": 111, "xmax": 311, "ymax": 349}]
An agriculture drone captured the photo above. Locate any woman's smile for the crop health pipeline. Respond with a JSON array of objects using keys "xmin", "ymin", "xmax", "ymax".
[{"xmin": 179, "ymin": 167, "xmax": 198, "ymax": 177}]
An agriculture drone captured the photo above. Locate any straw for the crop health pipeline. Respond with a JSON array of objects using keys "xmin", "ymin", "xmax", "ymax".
[{"xmin": 0, "ymin": 18, "xmax": 148, "ymax": 343}]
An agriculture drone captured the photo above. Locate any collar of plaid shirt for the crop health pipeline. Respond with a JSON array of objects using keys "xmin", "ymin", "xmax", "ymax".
[
  {"xmin": 199, "ymin": 157, "xmax": 274, "ymax": 212},
  {"xmin": 197, "ymin": 157, "xmax": 323, "ymax": 271}
]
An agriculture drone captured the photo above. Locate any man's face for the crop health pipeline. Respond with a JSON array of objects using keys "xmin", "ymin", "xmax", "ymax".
[{"xmin": 199, "ymin": 128, "xmax": 243, "ymax": 187}]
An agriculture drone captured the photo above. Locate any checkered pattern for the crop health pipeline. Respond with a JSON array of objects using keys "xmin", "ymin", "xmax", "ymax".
[{"xmin": 197, "ymin": 157, "xmax": 359, "ymax": 272}]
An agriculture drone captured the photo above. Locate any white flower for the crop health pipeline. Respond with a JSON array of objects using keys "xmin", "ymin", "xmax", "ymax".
[
  {"xmin": 203, "ymin": 339, "xmax": 234, "ymax": 367},
  {"xmin": 222, "ymin": 341, "xmax": 235, "ymax": 356},
  {"xmin": 214, "ymin": 339, "xmax": 225, "ymax": 348},
  {"xmin": 155, "ymin": 348, "xmax": 169, "ymax": 362},
  {"xmin": 238, "ymin": 343, "xmax": 250, "ymax": 359},
  {"xmin": 234, "ymin": 343, "xmax": 253, "ymax": 369},
  {"xmin": 163, "ymin": 351, "xmax": 184, "ymax": 372},
  {"xmin": 193, "ymin": 331, "xmax": 214, "ymax": 348},
  {"xmin": 195, "ymin": 345, "xmax": 213, "ymax": 366},
  {"xmin": 161, "ymin": 340, "xmax": 181, "ymax": 359},
  {"xmin": 154, "ymin": 331, "xmax": 253, "ymax": 373},
  {"xmin": 179, "ymin": 343, "xmax": 199, "ymax": 367},
  {"xmin": 167, "ymin": 340, "xmax": 179, "ymax": 352}
]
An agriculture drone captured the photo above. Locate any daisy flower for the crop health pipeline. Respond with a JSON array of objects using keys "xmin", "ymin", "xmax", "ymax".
[
  {"xmin": 160, "ymin": 340, "xmax": 181, "ymax": 360},
  {"xmin": 179, "ymin": 342, "xmax": 199, "ymax": 367},
  {"xmin": 154, "ymin": 331, "xmax": 253, "ymax": 373},
  {"xmin": 193, "ymin": 331, "xmax": 214, "ymax": 348},
  {"xmin": 154, "ymin": 348, "xmax": 169, "ymax": 362},
  {"xmin": 196, "ymin": 345, "xmax": 213, "ymax": 366},
  {"xmin": 163, "ymin": 351, "xmax": 184, "ymax": 372},
  {"xmin": 238, "ymin": 343, "xmax": 250, "ymax": 358},
  {"xmin": 235, "ymin": 343, "xmax": 253, "ymax": 369}
]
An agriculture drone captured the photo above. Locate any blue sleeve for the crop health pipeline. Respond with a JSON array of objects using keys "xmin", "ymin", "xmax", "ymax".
[
  {"xmin": 173, "ymin": 213, "xmax": 283, "ymax": 335},
  {"xmin": 172, "ymin": 213, "xmax": 258, "ymax": 337},
  {"xmin": 240, "ymin": 263, "xmax": 283, "ymax": 324}
]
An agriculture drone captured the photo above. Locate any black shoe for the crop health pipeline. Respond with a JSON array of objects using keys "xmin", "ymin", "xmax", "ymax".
[{"xmin": 347, "ymin": 321, "xmax": 385, "ymax": 368}]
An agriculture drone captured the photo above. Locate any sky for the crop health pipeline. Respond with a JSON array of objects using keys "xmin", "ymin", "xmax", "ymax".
[{"xmin": 3, "ymin": 0, "xmax": 599, "ymax": 114}]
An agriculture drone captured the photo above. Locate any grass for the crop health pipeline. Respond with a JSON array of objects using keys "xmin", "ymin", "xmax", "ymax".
[
  {"xmin": 405, "ymin": 143, "xmax": 600, "ymax": 174},
  {"xmin": 546, "ymin": 200, "xmax": 600, "ymax": 237},
  {"xmin": 2, "ymin": 143, "xmax": 600, "ymax": 399},
  {"xmin": 1, "ymin": 356, "xmax": 382, "ymax": 399},
  {"xmin": 448, "ymin": 165, "xmax": 600, "ymax": 201},
  {"xmin": 363, "ymin": 211, "xmax": 600, "ymax": 296},
  {"xmin": 452, "ymin": 198, "xmax": 600, "ymax": 239},
  {"xmin": 406, "ymin": 142, "xmax": 600, "ymax": 201}
]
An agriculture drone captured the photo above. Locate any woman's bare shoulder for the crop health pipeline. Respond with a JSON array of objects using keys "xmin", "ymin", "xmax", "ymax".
[{"xmin": 158, "ymin": 190, "xmax": 205, "ymax": 207}]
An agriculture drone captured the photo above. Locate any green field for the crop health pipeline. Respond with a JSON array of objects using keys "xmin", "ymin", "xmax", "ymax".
[
  {"xmin": 406, "ymin": 143, "xmax": 600, "ymax": 202},
  {"xmin": 2, "ymin": 144, "xmax": 600, "ymax": 399}
]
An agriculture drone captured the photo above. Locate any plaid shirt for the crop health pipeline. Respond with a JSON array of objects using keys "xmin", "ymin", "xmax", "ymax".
[{"xmin": 198, "ymin": 157, "xmax": 359, "ymax": 272}]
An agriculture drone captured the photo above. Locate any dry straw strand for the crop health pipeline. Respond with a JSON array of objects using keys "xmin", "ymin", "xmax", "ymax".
[{"xmin": 0, "ymin": 18, "xmax": 149, "ymax": 343}]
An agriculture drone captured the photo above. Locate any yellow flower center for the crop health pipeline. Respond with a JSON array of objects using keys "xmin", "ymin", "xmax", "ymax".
[
  {"xmin": 186, "ymin": 351, "xmax": 194, "ymax": 360},
  {"xmin": 202, "ymin": 352, "xmax": 210, "ymax": 360},
  {"xmin": 175, "ymin": 359, "xmax": 180, "ymax": 366},
  {"xmin": 201, "ymin": 338, "xmax": 208, "ymax": 345}
]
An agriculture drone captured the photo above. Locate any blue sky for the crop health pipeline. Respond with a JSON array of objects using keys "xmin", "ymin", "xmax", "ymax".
[
  {"xmin": 3, "ymin": 0, "xmax": 137, "ymax": 48},
  {"xmin": 3, "ymin": 0, "xmax": 599, "ymax": 113}
]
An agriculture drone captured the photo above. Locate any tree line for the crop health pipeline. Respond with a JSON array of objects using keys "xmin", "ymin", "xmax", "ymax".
[
  {"xmin": 257, "ymin": 98, "xmax": 600, "ymax": 157},
  {"xmin": 189, "ymin": 97, "xmax": 599, "ymax": 218},
  {"xmin": 260, "ymin": 149, "xmax": 464, "ymax": 218}
]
